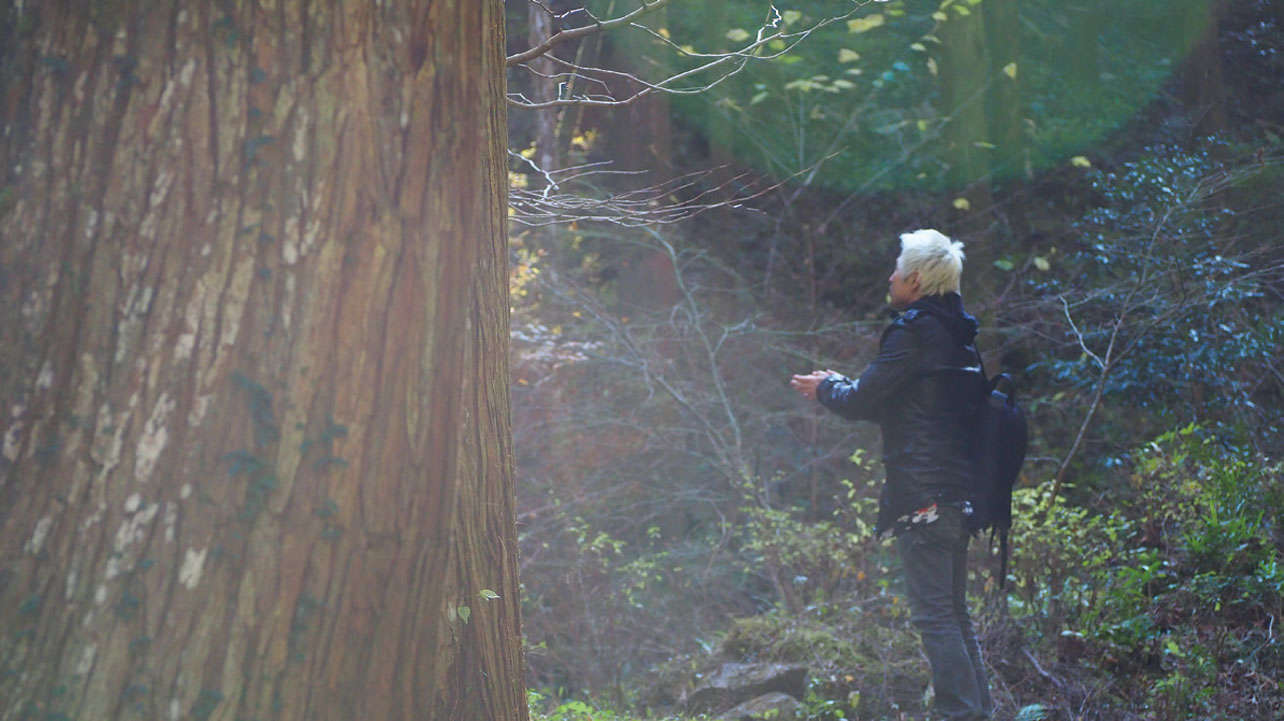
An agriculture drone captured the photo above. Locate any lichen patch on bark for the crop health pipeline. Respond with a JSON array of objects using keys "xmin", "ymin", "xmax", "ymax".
[
  {"xmin": 179, "ymin": 547, "xmax": 208, "ymax": 590},
  {"xmin": 135, "ymin": 392, "xmax": 176, "ymax": 483}
]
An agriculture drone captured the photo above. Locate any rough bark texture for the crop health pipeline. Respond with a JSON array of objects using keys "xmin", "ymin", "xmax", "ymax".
[{"xmin": 0, "ymin": 2, "xmax": 526, "ymax": 721}]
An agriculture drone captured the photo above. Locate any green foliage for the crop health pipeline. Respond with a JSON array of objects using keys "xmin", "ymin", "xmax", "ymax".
[
  {"xmin": 1006, "ymin": 484, "xmax": 1113, "ymax": 637},
  {"xmin": 1136, "ymin": 426, "xmax": 1282, "ymax": 614},
  {"xmin": 527, "ymin": 689, "xmax": 665, "ymax": 721},
  {"xmin": 734, "ymin": 474, "xmax": 880, "ymax": 612},
  {"xmin": 1036, "ymin": 145, "xmax": 1279, "ymax": 416},
  {"xmin": 1009, "ymin": 426, "xmax": 1283, "ymax": 719},
  {"xmin": 666, "ymin": 0, "xmax": 1209, "ymax": 191}
]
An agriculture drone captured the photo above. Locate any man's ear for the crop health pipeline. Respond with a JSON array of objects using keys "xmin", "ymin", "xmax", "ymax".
[{"xmin": 906, "ymin": 271, "xmax": 922, "ymax": 291}]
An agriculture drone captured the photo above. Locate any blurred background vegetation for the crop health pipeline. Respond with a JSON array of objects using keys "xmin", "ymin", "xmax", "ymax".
[{"xmin": 504, "ymin": 0, "xmax": 1284, "ymax": 718}]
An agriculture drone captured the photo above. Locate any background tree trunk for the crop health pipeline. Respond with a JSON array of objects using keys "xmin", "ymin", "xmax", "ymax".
[
  {"xmin": 936, "ymin": 1, "xmax": 994, "ymax": 217},
  {"xmin": 984, "ymin": 0, "xmax": 1023, "ymax": 181},
  {"xmin": 0, "ymin": 2, "xmax": 526, "ymax": 721},
  {"xmin": 528, "ymin": 0, "xmax": 562, "ymax": 179},
  {"xmin": 599, "ymin": 9, "xmax": 672, "ymax": 176},
  {"xmin": 1066, "ymin": 2, "xmax": 1104, "ymax": 99}
]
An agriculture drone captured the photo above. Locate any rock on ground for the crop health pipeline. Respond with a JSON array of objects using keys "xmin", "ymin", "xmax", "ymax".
[
  {"xmin": 686, "ymin": 662, "xmax": 808, "ymax": 715},
  {"xmin": 715, "ymin": 691, "xmax": 803, "ymax": 721}
]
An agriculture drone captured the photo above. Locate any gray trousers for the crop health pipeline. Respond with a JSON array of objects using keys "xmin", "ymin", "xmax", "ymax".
[{"xmin": 896, "ymin": 507, "xmax": 993, "ymax": 721}]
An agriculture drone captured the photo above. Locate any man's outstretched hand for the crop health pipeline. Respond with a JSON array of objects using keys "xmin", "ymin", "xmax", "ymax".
[{"xmin": 790, "ymin": 370, "xmax": 838, "ymax": 402}]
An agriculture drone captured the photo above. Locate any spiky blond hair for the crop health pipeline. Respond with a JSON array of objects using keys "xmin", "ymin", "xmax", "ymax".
[{"xmin": 897, "ymin": 229, "xmax": 965, "ymax": 296}]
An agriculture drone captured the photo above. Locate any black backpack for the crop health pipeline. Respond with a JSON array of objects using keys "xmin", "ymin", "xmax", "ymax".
[{"xmin": 970, "ymin": 367, "xmax": 1028, "ymax": 588}]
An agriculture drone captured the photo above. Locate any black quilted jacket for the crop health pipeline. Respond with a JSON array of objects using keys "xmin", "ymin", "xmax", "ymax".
[{"xmin": 817, "ymin": 293, "xmax": 986, "ymax": 534}]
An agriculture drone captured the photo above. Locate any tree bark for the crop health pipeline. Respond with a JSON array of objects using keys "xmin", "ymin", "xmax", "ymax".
[
  {"xmin": 984, "ymin": 0, "xmax": 1023, "ymax": 181},
  {"xmin": 1066, "ymin": 2, "xmax": 1104, "ymax": 99},
  {"xmin": 0, "ymin": 2, "xmax": 526, "ymax": 721},
  {"xmin": 936, "ymin": 1, "xmax": 993, "ymax": 213},
  {"xmin": 599, "ymin": 10, "xmax": 672, "ymax": 176},
  {"xmin": 528, "ymin": 0, "xmax": 561, "ymax": 180}
]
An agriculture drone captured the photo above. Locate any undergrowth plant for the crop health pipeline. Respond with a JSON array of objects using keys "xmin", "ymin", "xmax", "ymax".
[{"xmin": 1007, "ymin": 425, "xmax": 1283, "ymax": 719}]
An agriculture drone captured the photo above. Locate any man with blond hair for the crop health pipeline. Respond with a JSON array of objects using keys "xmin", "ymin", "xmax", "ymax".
[{"xmin": 791, "ymin": 229, "xmax": 992, "ymax": 721}]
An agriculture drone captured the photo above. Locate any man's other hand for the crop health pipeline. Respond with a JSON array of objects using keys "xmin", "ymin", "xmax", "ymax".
[{"xmin": 790, "ymin": 370, "xmax": 837, "ymax": 401}]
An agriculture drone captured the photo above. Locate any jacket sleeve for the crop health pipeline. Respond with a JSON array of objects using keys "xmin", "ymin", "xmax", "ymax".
[{"xmin": 816, "ymin": 323, "xmax": 920, "ymax": 421}]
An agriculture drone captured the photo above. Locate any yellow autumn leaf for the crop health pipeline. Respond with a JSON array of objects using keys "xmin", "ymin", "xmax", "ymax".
[
  {"xmin": 725, "ymin": 28, "xmax": 751, "ymax": 43},
  {"xmin": 783, "ymin": 10, "xmax": 802, "ymax": 25},
  {"xmin": 1070, "ymin": 155, "xmax": 1092, "ymax": 168},
  {"xmin": 953, "ymin": 4, "xmax": 971, "ymax": 15},
  {"xmin": 926, "ymin": 57, "xmax": 938, "ymax": 76},
  {"xmin": 952, "ymin": 197, "xmax": 971, "ymax": 211},
  {"xmin": 679, "ymin": 44, "xmax": 695, "ymax": 55},
  {"xmin": 1034, "ymin": 256, "xmax": 1051, "ymax": 271},
  {"xmin": 838, "ymin": 48, "xmax": 861, "ymax": 63},
  {"xmin": 910, "ymin": 42, "xmax": 927, "ymax": 52},
  {"xmin": 1003, "ymin": 62, "xmax": 1017, "ymax": 79},
  {"xmin": 932, "ymin": 11, "xmax": 948, "ymax": 21},
  {"xmin": 657, "ymin": 27, "xmax": 670, "ymax": 39},
  {"xmin": 847, "ymin": 14, "xmax": 885, "ymax": 33},
  {"xmin": 917, "ymin": 119, "xmax": 929, "ymax": 131}
]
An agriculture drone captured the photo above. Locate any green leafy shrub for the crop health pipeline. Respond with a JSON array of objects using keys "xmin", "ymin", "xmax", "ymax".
[
  {"xmin": 1006, "ymin": 426, "xmax": 1283, "ymax": 719},
  {"xmin": 733, "ymin": 473, "xmax": 882, "ymax": 614},
  {"xmin": 528, "ymin": 689, "xmax": 663, "ymax": 721}
]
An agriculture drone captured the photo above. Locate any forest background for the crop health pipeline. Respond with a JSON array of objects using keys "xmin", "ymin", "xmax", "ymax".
[{"xmin": 506, "ymin": 1, "xmax": 1284, "ymax": 720}]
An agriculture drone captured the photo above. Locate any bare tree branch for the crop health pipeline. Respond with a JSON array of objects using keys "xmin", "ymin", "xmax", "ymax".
[
  {"xmin": 507, "ymin": 0, "xmax": 675, "ymax": 67},
  {"xmin": 508, "ymin": 152, "xmax": 839, "ymax": 227},
  {"xmin": 1043, "ymin": 158, "xmax": 1284, "ymax": 504},
  {"xmin": 507, "ymin": 0, "xmax": 870, "ymax": 108},
  {"xmin": 1060, "ymin": 295, "xmax": 1104, "ymax": 371}
]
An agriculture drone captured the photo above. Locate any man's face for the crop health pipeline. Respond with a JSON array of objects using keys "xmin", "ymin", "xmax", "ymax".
[{"xmin": 888, "ymin": 265, "xmax": 921, "ymax": 310}]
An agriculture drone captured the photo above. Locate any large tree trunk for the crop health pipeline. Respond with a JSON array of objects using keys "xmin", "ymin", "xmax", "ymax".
[{"xmin": 0, "ymin": 3, "xmax": 526, "ymax": 721}]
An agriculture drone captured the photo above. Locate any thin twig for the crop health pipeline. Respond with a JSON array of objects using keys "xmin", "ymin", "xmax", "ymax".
[{"xmin": 507, "ymin": 0, "xmax": 674, "ymax": 67}]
